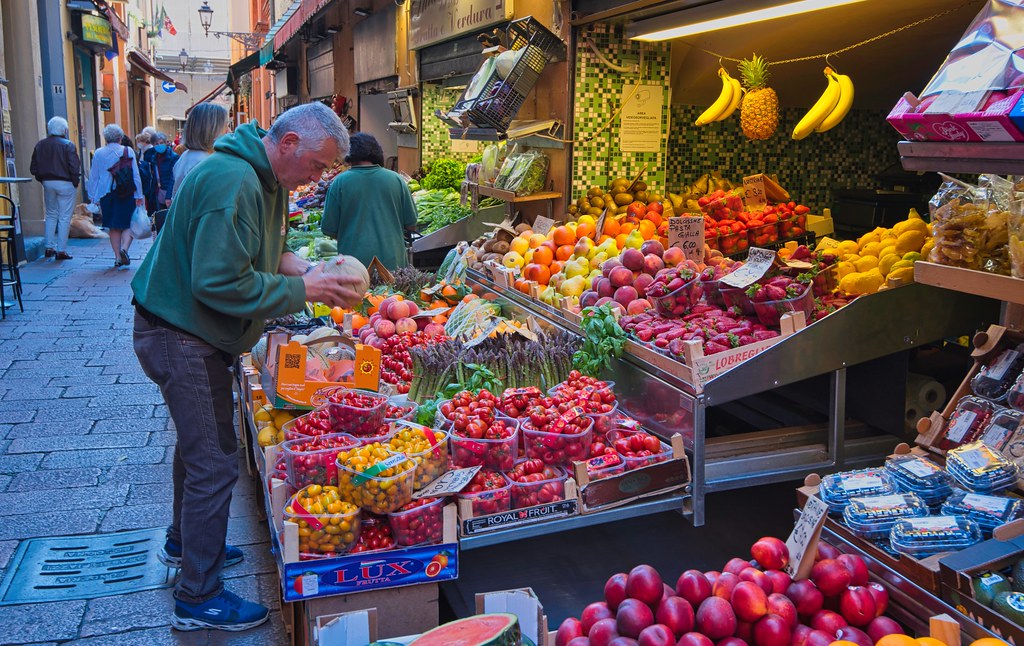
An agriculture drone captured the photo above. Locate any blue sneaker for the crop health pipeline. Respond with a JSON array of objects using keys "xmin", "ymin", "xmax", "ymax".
[
  {"xmin": 158, "ymin": 539, "xmax": 244, "ymax": 569},
  {"xmin": 171, "ymin": 588, "xmax": 270, "ymax": 632}
]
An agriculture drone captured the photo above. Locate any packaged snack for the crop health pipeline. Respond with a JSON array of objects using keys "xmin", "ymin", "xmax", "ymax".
[
  {"xmin": 941, "ymin": 489, "xmax": 1024, "ymax": 535},
  {"xmin": 971, "ymin": 344, "xmax": 1024, "ymax": 401},
  {"xmin": 928, "ymin": 174, "xmax": 1010, "ymax": 272},
  {"xmin": 819, "ymin": 468, "xmax": 897, "ymax": 514},
  {"xmin": 889, "ymin": 515, "xmax": 982, "ymax": 557},
  {"xmin": 842, "ymin": 493, "xmax": 930, "ymax": 540},
  {"xmin": 939, "ymin": 396, "xmax": 995, "ymax": 450},
  {"xmin": 946, "ymin": 441, "xmax": 1020, "ymax": 493},
  {"xmin": 978, "ymin": 408, "xmax": 1024, "ymax": 451}
]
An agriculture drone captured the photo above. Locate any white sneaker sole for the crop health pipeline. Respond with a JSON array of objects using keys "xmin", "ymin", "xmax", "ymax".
[{"xmin": 171, "ymin": 612, "xmax": 269, "ymax": 632}]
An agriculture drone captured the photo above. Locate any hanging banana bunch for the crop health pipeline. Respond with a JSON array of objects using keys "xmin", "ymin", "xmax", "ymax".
[
  {"xmin": 695, "ymin": 67, "xmax": 743, "ymax": 126},
  {"xmin": 792, "ymin": 67, "xmax": 855, "ymax": 139}
]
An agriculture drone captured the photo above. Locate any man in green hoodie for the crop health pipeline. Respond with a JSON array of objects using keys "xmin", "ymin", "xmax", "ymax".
[{"xmin": 131, "ymin": 103, "xmax": 359, "ymax": 632}]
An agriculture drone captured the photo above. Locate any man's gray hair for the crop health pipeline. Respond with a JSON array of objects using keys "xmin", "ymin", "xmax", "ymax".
[
  {"xmin": 267, "ymin": 102, "xmax": 349, "ymax": 161},
  {"xmin": 102, "ymin": 124, "xmax": 125, "ymax": 144},
  {"xmin": 46, "ymin": 116, "xmax": 69, "ymax": 137}
]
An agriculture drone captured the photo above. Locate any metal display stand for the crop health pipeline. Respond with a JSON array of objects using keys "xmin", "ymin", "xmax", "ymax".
[{"xmin": 467, "ymin": 270, "xmax": 999, "ymax": 527}]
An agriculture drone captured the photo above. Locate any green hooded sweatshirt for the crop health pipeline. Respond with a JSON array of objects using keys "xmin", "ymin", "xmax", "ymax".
[{"xmin": 131, "ymin": 122, "xmax": 306, "ymax": 355}]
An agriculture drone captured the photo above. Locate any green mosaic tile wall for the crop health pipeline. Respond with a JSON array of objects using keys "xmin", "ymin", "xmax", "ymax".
[
  {"xmin": 421, "ymin": 83, "xmax": 483, "ymax": 165},
  {"xmin": 572, "ymin": 23, "xmax": 671, "ymax": 198},
  {"xmin": 664, "ymin": 105, "xmax": 904, "ymax": 211}
]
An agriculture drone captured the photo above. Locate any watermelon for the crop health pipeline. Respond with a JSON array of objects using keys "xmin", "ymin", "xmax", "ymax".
[{"xmin": 409, "ymin": 613, "xmax": 521, "ymax": 645}]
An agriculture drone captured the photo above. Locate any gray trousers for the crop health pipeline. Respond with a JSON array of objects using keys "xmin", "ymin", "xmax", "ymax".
[
  {"xmin": 133, "ymin": 312, "xmax": 238, "ymax": 603},
  {"xmin": 42, "ymin": 180, "xmax": 76, "ymax": 252}
]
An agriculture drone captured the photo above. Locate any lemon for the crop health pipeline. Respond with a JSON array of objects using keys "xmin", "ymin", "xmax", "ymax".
[
  {"xmin": 842, "ymin": 253, "xmax": 861, "ymax": 264},
  {"xmin": 879, "ymin": 253, "xmax": 901, "ymax": 276},
  {"xmin": 887, "ymin": 266, "xmax": 915, "ymax": 283},
  {"xmin": 921, "ymin": 238, "xmax": 935, "ymax": 260},
  {"xmin": 272, "ymin": 409, "xmax": 295, "ymax": 429},
  {"xmin": 837, "ymin": 240, "xmax": 859, "ymax": 255},
  {"xmin": 902, "ymin": 251, "xmax": 922, "ymax": 263},
  {"xmin": 860, "ymin": 241, "xmax": 883, "ymax": 257},
  {"xmin": 854, "ymin": 255, "xmax": 879, "ymax": 272},
  {"xmin": 895, "ymin": 230, "xmax": 926, "ymax": 255},
  {"xmin": 257, "ymin": 426, "xmax": 277, "ymax": 447},
  {"xmin": 254, "ymin": 407, "xmax": 272, "ymax": 423},
  {"xmin": 858, "ymin": 230, "xmax": 881, "ymax": 247},
  {"xmin": 577, "ymin": 214, "xmax": 596, "ymax": 226},
  {"xmin": 836, "ymin": 261, "xmax": 856, "ymax": 279}
]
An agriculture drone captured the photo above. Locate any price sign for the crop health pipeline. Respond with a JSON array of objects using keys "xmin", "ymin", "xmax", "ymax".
[
  {"xmin": 721, "ymin": 247, "xmax": 776, "ymax": 288},
  {"xmin": 414, "ymin": 466, "xmax": 482, "ymax": 499},
  {"xmin": 668, "ymin": 215, "xmax": 705, "ymax": 262},
  {"xmin": 743, "ymin": 174, "xmax": 767, "ymax": 212},
  {"xmin": 785, "ymin": 495, "xmax": 829, "ymax": 580},
  {"xmin": 531, "ymin": 215, "xmax": 555, "ymax": 237},
  {"xmin": 814, "ymin": 236, "xmax": 841, "ymax": 252}
]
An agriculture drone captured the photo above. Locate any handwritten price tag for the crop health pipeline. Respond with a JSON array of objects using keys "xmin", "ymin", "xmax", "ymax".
[
  {"xmin": 721, "ymin": 247, "xmax": 775, "ymax": 288},
  {"xmin": 785, "ymin": 494, "xmax": 829, "ymax": 580},
  {"xmin": 532, "ymin": 215, "xmax": 555, "ymax": 237},
  {"xmin": 414, "ymin": 466, "xmax": 482, "ymax": 499},
  {"xmin": 668, "ymin": 215, "xmax": 705, "ymax": 262},
  {"xmin": 814, "ymin": 237, "xmax": 841, "ymax": 252},
  {"xmin": 743, "ymin": 174, "xmax": 767, "ymax": 212}
]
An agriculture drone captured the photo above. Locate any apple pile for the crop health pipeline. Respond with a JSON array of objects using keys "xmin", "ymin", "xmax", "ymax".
[
  {"xmin": 555, "ymin": 538, "xmax": 907, "ymax": 646},
  {"xmin": 619, "ymin": 305, "xmax": 780, "ymax": 356},
  {"xmin": 360, "ymin": 296, "xmax": 445, "ymax": 348},
  {"xmin": 581, "ymin": 243, "xmax": 694, "ymax": 316}
]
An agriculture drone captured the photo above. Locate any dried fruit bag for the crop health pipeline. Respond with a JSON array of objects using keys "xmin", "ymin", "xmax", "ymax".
[{"xmin": 928, "ymin": 174, "xmax": 1009, "ymax": 272}]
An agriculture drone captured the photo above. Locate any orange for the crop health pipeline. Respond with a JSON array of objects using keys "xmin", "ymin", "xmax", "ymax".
[
  {"xmin": 365, "ymin": 293, "xmax": 386, "ymax": 315},
  {"xmin": 876, "ymin": 636, "xmax": 919, "ymax": 646},
  {"xmin": 829, "ymin": 641, "xmax": 861, "ymax": 646},
  {"xmin": 532, "ymin": 245, "xmax": 553, "ymax": 266},
  {"xmin": 549, "ymin": 261, "xmax": 563, "ymax": 275},
  {"xmin": 463, "ymin": 293, "xmax": 479, "ymax": 303},
  {"xmin": 514, "ymin": 279, "xmax": 530, "ymax": 293},
  {"xmin": 615, "ymin": 233, "xmax": 628, "ymax": 248},
  {"xmin": 393, "ymin": 294, "xmax": 404, "ymax": 301},
  {"xmin": 620, "ymin": 221, "xmax": 635, "ymax": 235},
  {"xmin": 602, "ymin": 218, "xmax": 620, "ymax": 237},
  {"xmin": 638, "ymin": 219, "xmax": 656, "ymax": 240},
  {"xmin": 552, "ymin": 226, "xmax": 575, "ymax": 246},
  {"xmin": 441, "ymin": 284, "xmax": 458, "ymax": 298},
  {"xmin": 330, "ymin": 306, "xmax": 346, "ymax": 325},
  {"xmin": 350, "ymin": 313, "xmax": 368, "ymax": 331},
  {"xmin": 576, "ymin": 222, "xmax": 595, "ymax": 239},
  {"xmin": 431, "ymin": 313, "xmax": 447, "ymax": 324},
  {"xmin": 970, "ymin": 640, "xmax": 1010, "ymax": 646},
  {"xmin": 555, "ymin": 244, "xmax": 574, "ymax": 261},
  {"xmin": 916, "ymin": 639, "xmax": 948, "ymax": 646}
]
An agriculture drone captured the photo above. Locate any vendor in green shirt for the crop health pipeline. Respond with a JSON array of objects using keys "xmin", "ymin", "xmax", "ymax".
[{"xmin": 321, "ymin": 133, "xmax": 417, "ymax": 270}]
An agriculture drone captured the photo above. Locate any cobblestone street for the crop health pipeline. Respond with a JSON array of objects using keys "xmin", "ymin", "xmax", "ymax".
[{"xmin": 0, "ymin": 237, "xmax": 288, "ymax": 645}]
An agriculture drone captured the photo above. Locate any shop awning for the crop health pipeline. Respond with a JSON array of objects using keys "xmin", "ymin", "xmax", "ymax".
[
  {"xmin": 227, "ymin": 51, "xmax": 260, "ymax": 88},
  {"xmin": 127, "ymin": 49, "xmax": 175, "ymax": 85},
  {"xmin": 185, "ymin": 82, "xmax": 229, "ymax": 117},
  {"xmin": 260, "ymin": 0, "xmax": 301, "ymax": 65}
]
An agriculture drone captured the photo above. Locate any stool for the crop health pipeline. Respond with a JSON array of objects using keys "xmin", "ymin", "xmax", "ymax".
[{"xmin": 0, "ymin": 224, "xmax": 23, "ymax": 319}]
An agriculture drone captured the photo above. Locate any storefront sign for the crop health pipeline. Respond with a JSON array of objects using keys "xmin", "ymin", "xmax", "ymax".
[
  {"xmin": 619, "ymin": 84, "xmax": 664, "ymax": 153},
  {"xmin": 81, "ymin": 14, "xmax": 113, "ymax": 48},
  {"xmin": 668, "ymin": 215, "xmax": 704, "ymax": 262},
  {"xmin": 99, "ymin": 97, "xmax": 111, "ymax": 112},
  {"xmin": 409, "ymin": 0, "xmax": 513, "ymax": 50}
]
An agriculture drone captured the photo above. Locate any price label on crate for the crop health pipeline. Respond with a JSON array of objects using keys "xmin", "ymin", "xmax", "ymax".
[
  {"xmin": 668, "ymin": 215, "xmax": 705, "ymax": 263},
  {"xmin": 814, "ymin": 236, "xmax": 842, "ymax": 252},
  {"xmin": 414, "ymin": 466, "xmax": 482, "ymax": 499},
  {"xmin": 532, "ymin": 215, "xmax": 556, "ymax": 237},
  {"xmin": 785, "ymin": 494, "xmax": 829, "ymax": 580},
  {"xmin": 721, "ymin": 247, "xmax": 776, "ymax": 288},
  {"xmin": 743, "ymin": 174, "xmax": 768, "ymax": 212}
]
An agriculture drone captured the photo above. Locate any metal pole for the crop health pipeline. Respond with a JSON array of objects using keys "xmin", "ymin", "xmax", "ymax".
[
  {"xmin": 691, "ymin": 397, "xmax": 706, "ymax": 527},
  {"xmin": 828, "ymin": 368, "xmax": 847, "ymax": 468}
]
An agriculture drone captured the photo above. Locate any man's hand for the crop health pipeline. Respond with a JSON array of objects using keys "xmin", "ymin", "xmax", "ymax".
[
  {"xmin": 302, "ymin": 263, "xmax": 363, "ymax": 309},
  {"xmin": 278, "ymin": 251, "xmax": 310, "ymax": 277}
]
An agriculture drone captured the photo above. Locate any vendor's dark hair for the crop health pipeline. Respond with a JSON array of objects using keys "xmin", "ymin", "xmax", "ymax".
[{"xmin": 344, "ymin": 132, "xmax": 384, "ymax": 166}]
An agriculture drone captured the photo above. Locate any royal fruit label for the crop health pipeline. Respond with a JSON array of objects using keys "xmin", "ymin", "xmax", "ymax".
[
  {"xmin": 461, "ymin": 499, "xmax": 578, "ymax": 534},
  {"xmin": 281, "ymin": 542, "xmax": 458, "ymax": 601}
]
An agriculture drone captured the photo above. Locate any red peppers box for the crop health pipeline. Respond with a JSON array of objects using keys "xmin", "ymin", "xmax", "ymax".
[
  {"xmin": 886, "ymin": 89, "xmax": 1024, "ymax": 143},
  {"xmin": 456, "ymin": 480, "xmax": 581, "ymax": 536},
  {"xmin": 572, "ymin": 434, "xmax": 690, "ymax": 514}
]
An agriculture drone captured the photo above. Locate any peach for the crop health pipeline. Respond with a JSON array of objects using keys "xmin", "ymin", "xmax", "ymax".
[
  {"xmin": 621, "ymin": 248, "xmax": 645, "ymax": 272},
  {"xmin": 663, "ymin": 246, "xmax": 684, "ymax": 267},
  {"xmin": 609, "ymin": 266, "xmax": 635, "ymax": 288}
]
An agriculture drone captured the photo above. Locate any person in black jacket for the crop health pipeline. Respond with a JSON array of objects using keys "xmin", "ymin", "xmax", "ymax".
[
  {"xmin": 143, "ymin": 132, "xmax": 178, "ymax": 211},
  {"xmin": 30, "ymin": 116, "xmax": 81, "ymax": 260}
]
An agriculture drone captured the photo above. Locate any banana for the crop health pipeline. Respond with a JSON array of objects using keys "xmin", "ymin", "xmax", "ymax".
[
  {"xmin": 715, "ymin": 76, "xmax": 743, "ymax": 122},
  {"xmin": 695, "ymin": 68, "xmax": 734, "ymax": 126},
  {"xmin": 815, "ymin": 71, "xmax": 854, "ymax": 133},
  {"xmin": 792, "ymin": 68, "xmax": 841, "ymax": 140}
]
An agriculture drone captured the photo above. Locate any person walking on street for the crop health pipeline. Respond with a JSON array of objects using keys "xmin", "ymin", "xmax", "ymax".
[
  {"xmin": 30, "ymin": 116, "xmax": 81, "ymax": 260},
  {"xmin": 143, "ymin": 132, "xmax": 178, "ymax": 211},
  {"xmin": 171, "ymin": 103, "xmax": 229, "ymax": 199},
  {"xmin": 131, "ymin": 102, "xmax": 360, "ymax": 633},
  {"xmin": 321, "ymin": 132, "xmax": 417, "ymax": 270},
  {"xmin": 85, "ymin": 124, "xmax": 143, "ymax": 268}
]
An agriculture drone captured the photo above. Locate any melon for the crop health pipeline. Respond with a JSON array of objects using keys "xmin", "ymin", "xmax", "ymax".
[
  {"xmin": 324, "ymin": 254, "xmax": 370, "ymax": 295},
  {"xmin": 409, "ymin": 613, "xmax": 521, "ymax": 645},
  {"xmin": 251, "ymin": 337, "xmax": 268, "ymax": 371}
]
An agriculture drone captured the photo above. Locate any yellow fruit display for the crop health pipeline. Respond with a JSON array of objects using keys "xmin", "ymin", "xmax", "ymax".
[
  {"xmin": 878, "ymin": 253, "xmax": 901, "ymax": 276},
  {"xmin": 859, "ymin": 241, "xmax": 883, "ymax": 257},
  {"xmin": 837, "ymin": 240, "xmax": 859, "ymax": 255},
  {"xmin": 854, "ymin": 255, "xmax": 879, "ymax": 272},
  {"xmin": 895, "ymin": 230, "xmax": 926, "ymax": 255},
  {"xmin": 839, "ymin": 269, "xmax": 884, "ymax": 295},
  {"xmin": 836, "ymin": 261, "xmax": 856, "ymax": 279}
]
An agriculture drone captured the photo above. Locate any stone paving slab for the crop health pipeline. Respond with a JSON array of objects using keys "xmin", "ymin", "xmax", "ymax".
[{"xmin": 0, "ymin": 600, "xmax": 87, "ymax": 644}]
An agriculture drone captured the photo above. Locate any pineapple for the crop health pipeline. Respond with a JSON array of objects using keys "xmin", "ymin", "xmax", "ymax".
[{"xmin": 738, "ymin": 54, "xmax": 779, "ymax": 140}]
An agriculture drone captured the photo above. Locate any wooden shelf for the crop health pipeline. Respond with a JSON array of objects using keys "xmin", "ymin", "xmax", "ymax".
[
  {"xmin": 898, "ymin": 141, "xmax": 1024, "ymax": 175},
  {"xmin": 914, "ymin": 261, "xmax": 1024, "ymax": 305},
  {"xmin": 475, "ymin": 184, "xmax": 562, "ymax": 203}
]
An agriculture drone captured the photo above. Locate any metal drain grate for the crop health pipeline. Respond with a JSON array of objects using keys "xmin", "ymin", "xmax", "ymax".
[{"xmin": 0, "ymin": 527, "xmax": 174, "ymax": 604}]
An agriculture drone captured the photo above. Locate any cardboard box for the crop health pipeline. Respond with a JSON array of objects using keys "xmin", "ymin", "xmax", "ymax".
[
  {"xmin": 886, "ymin": 89, "xmax": 1024, "ymax": 143},
  {"xmin": 573, "ymin": 434, "xmax": 690, "ymax": 513},
  {"xmin": 305, "ymin": 584, "xmax": 439, "ymax": 645},
  {"xmin": 475, "ymin": 587, "xmax": 548, "ymax": 646},
  {"xmin": 262, "ymin": 333, "xmax": 382, "ymax": 410}
]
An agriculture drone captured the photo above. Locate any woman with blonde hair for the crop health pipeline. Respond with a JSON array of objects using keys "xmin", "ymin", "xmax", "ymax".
[{"xmin": 171, "ymin": 103, "xmax": 229, "ymax": 199}]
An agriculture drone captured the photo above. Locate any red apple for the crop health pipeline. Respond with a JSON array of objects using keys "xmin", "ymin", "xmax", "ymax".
[
  {"xmin": 626, "ymin": 565, "xmax": 664, "ymax": 608},
  {"xmin": 557, "ymin": 618, "xmax": 586, "ymax": 646},
  {"xmin": 810, "ymin": 559, "xmax": 852, "ymax": 598},
  {"xmin": 663, "ymin": 584, "xmax": 676, "ymax": 600},
  {"xmin": 621, "ymin": 248, "xmax": 644, "ymax": 272},
  {"xmin": 609, "ymin": 638, "xmax": 639, "ymax": 646},
  {"xmin": 836, "ymin": 554, "xmax": 869, "ymax": 587},
  {"xmin": 638, "ymin": 624, "xmax": 676, "ymax": 646},
  {"xmin": 765, "ymin": 571, "xmax": 791, "ymax": 595},
  {"xmin": 766, "ymin": 594, "xmax": 797, "ymax": 630},
  {"xmin": 678, "ymin": 633, "xmax": 716, "ymax": 646},
  {"xmin": 815, "ymin": 543, "xmax": 840, "ymax": 562},
  {"xmin": 835, "ymin": 627, "xmax": 873, "ymax": 646},
  {"xmin": 705, "ymin": 571, "xmax": 721, "ymax": 588},
  {"xmin": 568, "ymin": 638, "xmax": 591, "ymax": 646},
  {"xmin": 606, "ymin": 573, "xmax": 629, "ymax": 611},
  {"xmin": 641, "ymin": 240, "xmax": 665, "ymax": 258},
  {"xmin": 590, "ymin": 617, "xmax": 620, "ymax": 646},
  {"xmin": 838, "ymin": 587, "xmax": 876, "ymax": 627},
  {"xmin": 617, "ymin": 599, "xmax": 655, "ymax": 639},
  {"xmin": 583, "ymin": 602, "xmax": 615, "ymax": 633},
  {"xmin": 751, "ymin": 538, "xmax": 790, "ymax": 571},
  {"xmin": 754, "ymin": 614, "xmax": 791, "ymax": 646},
  {"xmin": 696, "ymin": 597, "xmax": 738, "ymax": 640},
  {"xmin": 655, "ymin": 595, "xmax": 694, "ymax": 637},
  {"xmin": 718, "ymin": 639, "xmax": 747, "ymax": 646},
  {"xmin": 731, "ymin": 581, "xmax": 769, "ymax": 623},
  {"xmin": 785, "ymin": 580, "xmax": 823, "ymax": 618},
  {"xmin": 805, "ymin": 630, "xmax": 834, "ymax": 646},
  {"xmin": 866, "ymin": 616, "xmax": 903, "ymax": 642},
  {"xmin": 790, "ymin": 624, "xmax": 812, "ymax": 646},
  {"xmin": 724, "ymin": 558, "xmax": 753, "ymax": 576},
  {"xmin": 677, "ymin": 571, "xmax": 712, "ymax": 608},
  {"xmin": 810, "ymin": 610, "xmax": 847, "ymax": 636},
  {"xmin": 740, "ymin": 568, "xmax": 774, "ymax": 596},
  {"xmin": 713, "ymin": 573, "xmax": 740, "ymax": 600},
  {"xmin": 866, "ymin": 583, "xmax": 888, "ymax": 617}
]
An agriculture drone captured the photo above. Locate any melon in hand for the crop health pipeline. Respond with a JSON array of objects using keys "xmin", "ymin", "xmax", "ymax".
[{"xmin": 324, "ymin": 255, "xmax": 371, "ymax": 294}]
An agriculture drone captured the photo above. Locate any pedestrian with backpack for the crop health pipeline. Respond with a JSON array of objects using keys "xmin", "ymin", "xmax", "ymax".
[{"xmin": 86, "ymin": 124, "xmax": 143, "ymax": 267}]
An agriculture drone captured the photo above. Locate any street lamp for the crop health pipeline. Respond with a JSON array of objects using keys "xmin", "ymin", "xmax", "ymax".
[
  {"xmin": 178, "ymin": 48, "xmax": 190, "ymax": 71},
  {"xmin": 197, "ymin": 1, "xmax": 266, "ymax": 52},
  {"xmin": 198, "ymin": 1, "xmax": 214, "ymax": 37}
]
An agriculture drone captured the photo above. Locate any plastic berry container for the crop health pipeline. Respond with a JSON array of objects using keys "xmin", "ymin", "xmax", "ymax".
[
  {"xmin": 884, "ymin": 454, "xmax": 953, "ymax": 506},
  {"xmin": 587, "ymin": 402, "xmax": 622, "ymax": 439},
  {"xmin": 448, "ymin": 414, "xmax": 520, "ymax": 471},
  {"xmin": 1006, "ymin": 375, "xmax": 1024, "ymax": 412},
  {"xmin": 720, "ymin": 285, "xmax": 756, "ymax": 316},
  {"xmin": 456, "ymin": 471, "xmax": 512, "ymax": 516},
  {"xmin": 946, "ymin": 441, "xmax": 1020, "ymax": 494},
  {"xmin": 652, "ymin": 274, "xmax": 703, "ymax": 318},
  {"xmin": 718, "ymin": 231, "xmax": 749, "ymax": 256},
  {"xmin": 547, "ymin": 380, "xmax": 617, "ymax": 399},
  {"xmin": 811, "ymin": 265, "xmax": 838, "ymax": 297},
  {"xmin": 889, "ymin": 515, "xmax": 982, "ymax": 557},
  {"xmin": 752, "ymin": 283, "xmax": 815, "ymax": 328},
  {"xmin": 350, "ymin": 422, "xmax": 396, "ymax": 446},
  {"xmin": 312, "ymin": 387, "xmax": 389, "ymax": 436},
  {"xmin": 281, "ymin": 407, "xmax": 334, "ymax": 440},
  {"xmin": 521, "ymin": 417, "xmax": 595, "ymax": 467},
  {"xmin": 385, "ymin": 400, "xmax": 417, "ymax": 422},
  {"xmin": 508, "ymin": 462, "xmax": 568, "ymax": 509},
  {"xmin": 978, "ymin": 408, "xmax": 1024, "ymax": 452},
  {"xmin": 779, "ymin": 213, "xmax": 807, "ymax": 239},
  {"xmin": 819, "ymin": 468, "xmax": 897, "ymax": 514},
  {"xmin": 387, "ymin": 497, "xmax": 446, "ymax": 547},
  {"xmin": 940, "ymin": 396, "xmax": 995, "ymax": 451},
  {"xmin": 841, "ymin": 493, "xmax": 929, "ymax": 540},
  {"xmin": 335, "ymin": 453, "xmax": 417, "ymax": 514},
  {"xmin": 281, "ymin": 432, "xmax": 358, "ymax": 488},
  {"xmin": 941, "ymin": 489, "xmax": 1024, "ymax": 535},
  {"xmin": 284, "ymin": 484, "xmax": 361, "ymax": 558},
  {"xmin": 386, "ymin": 425, "xmax": 449, "ymax": 490},
  {"xmin": 971, "ymin": 344, "xmax": 1024, "ymax": 402}
]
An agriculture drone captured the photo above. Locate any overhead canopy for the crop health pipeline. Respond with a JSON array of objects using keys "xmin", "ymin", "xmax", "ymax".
[
  {"xmin": 127, "ymin": 49, "xmax": 175, "ymax": 85},
  {"xmin": 227, "ymin": 51, "xmax": 260, "ymax": 87},
  {"xmin": 260, "ymin": 0, "xmax": 301, "ymax": 65}
]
